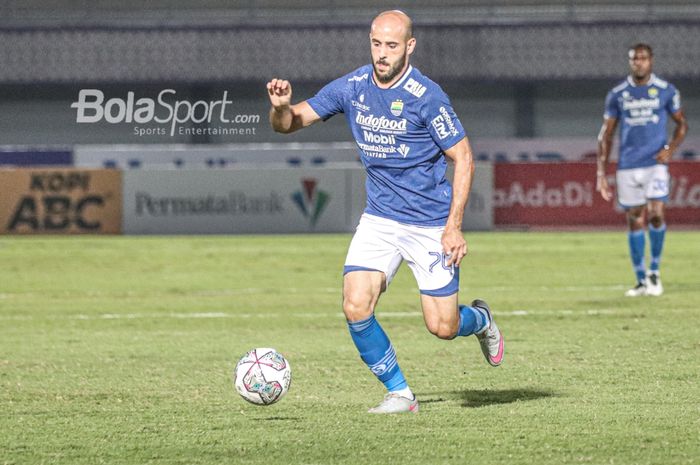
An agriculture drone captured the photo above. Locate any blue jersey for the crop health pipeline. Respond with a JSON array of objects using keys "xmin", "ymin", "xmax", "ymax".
[
  {"xmin": 604, "ymin": 74, "xmax": 681, "ymax": 170},
  {"xmin": 307, "ymin": 64, "xmax": 466, "ymax": 226}
]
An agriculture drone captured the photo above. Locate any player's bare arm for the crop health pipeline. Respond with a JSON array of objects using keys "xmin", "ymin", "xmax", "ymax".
[
  {"xmin": 596, "ymin": 117, "xmax": 618, "ymax": 201},
  {"xmin": 656, "ymin": 109, "xmax": 688, "ymax": 163},
  {"xmin": 441, "ymin": 136, "xmax": 473, "ymax": 267},
  {"xmin": 267, "ymin": 78, "xmax": 322, "ymax": 133}
]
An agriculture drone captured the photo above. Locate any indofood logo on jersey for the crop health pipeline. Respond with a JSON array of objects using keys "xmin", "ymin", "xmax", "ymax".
[
  {"xmin": 355, "ymin": 113, "xmax": 407, "ymax": 132},
  {"xmin": 621, "ymin": 97, "xmax": 660, "ymax": 111},
  {"xmin": 291, "ymin": 178, "xmax": 330, "ymax": 227},
  {"xmin": 621, "ymin": 93, "xmax": 660, "ymax": 126}
]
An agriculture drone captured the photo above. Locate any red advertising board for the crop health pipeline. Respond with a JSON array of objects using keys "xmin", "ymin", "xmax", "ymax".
[{"xmin": 494, "ymin": 162, "xmax": 700, "ymax": 226}]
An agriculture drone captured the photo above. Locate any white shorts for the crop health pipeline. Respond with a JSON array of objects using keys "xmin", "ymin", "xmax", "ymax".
[
  {"xmin": 616, "ymin": 164, "xmax": 670, "ymax": 209},
  {"xmin": 343, "ymin": 214, "xmax": 459, "ymax": 297}
]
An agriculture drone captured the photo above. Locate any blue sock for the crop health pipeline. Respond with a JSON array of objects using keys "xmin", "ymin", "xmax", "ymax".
[
  {"xmin": 347, "ymin": 315, "xmax": 407, "ymax": 391},
  {"xmin": 456, "ymin": 305, "xmax": 488, "ymax": 337},
  {"xmin": 628, "ymin": 230, "xmax": 646, "ymax": 283},
  {"xmin": 648, "ymin": 223, "xmax": 666, "ymax": 272}
]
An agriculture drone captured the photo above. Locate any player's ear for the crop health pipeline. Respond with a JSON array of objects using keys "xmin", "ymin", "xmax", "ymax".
[{"xmin": 406, "ymin": 37, "xmax": 416, "ymax": 55}]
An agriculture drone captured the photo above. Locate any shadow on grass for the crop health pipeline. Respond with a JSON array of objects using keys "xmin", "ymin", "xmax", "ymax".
[{"xmin": 420, "ymin": 388, "xmax": 555, "ymax": 408}]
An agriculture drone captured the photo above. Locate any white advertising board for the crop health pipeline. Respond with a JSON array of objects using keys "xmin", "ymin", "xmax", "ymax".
[
  {"xmin": 123, "ymin": 167, "xmax": 361, "ymax": 234},
  {"xmin": 458, "ymin": 162, "xmax": 493, "ymax": 231},
  {"xmin": 123, "ymin": 163, "xmax": 493, "ymax": 234}
]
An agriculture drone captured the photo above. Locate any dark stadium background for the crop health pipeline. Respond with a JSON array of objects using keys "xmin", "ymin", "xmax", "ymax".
[{"xmin": 1, "ymin": 0, "xmax": 698, "ymax": 232}]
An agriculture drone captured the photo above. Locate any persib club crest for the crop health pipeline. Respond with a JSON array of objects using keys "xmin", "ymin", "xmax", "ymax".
[
  {"xmin": 648, "ymin": 87, "xmax": 659, "ymax": 97},
  {"xmin": 390, "ymin": 99, "xmax": 404, "ymax": 116},
  {"xmin": 291, "ymin": 178, "xmax": 330, "ymax": 227}
]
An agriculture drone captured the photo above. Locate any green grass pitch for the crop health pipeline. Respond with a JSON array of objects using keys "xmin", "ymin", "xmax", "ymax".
[{"xmin": 1, "ymin": 232, "xmax": 699, "ymax": 465}]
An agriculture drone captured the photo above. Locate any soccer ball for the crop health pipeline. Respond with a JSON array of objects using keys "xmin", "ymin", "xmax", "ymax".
[{"xmin": 234, "ymin": 348, "xmax": 291, "ymax": 405}]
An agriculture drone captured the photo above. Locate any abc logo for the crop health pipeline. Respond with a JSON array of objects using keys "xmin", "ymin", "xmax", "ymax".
[{"xmin": 2, "ymin": 171, "xmax": 121, "ymax": 234}]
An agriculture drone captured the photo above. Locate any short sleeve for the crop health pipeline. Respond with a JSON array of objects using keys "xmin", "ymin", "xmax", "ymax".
[
  {"xmin": 306, "ymin": 76, "xmax": 349, "ymax": 121},
  {"xmin": 422, "ymin": 87, "xmax": 466, "ymax": 151},
  {"xmin": 667, "ymin": 85, "xmax": 682, "ymax": 114},
  {"xmin": 604, "ymin": 90, "xmax": 619, "ymax": 119}
]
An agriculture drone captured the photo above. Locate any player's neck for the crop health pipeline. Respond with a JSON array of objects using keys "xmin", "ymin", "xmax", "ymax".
[
  {"xmin": 631, "ymin": 73, "xmax": 652, "ymax": 86},
  {"xmin": 373, "ymin": 64, "xmax": 411, "ymax": 89}
]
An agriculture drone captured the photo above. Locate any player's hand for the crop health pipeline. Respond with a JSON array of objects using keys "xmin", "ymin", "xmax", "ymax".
[
  {"xmin": 441, "ymin": 226, "xmax": 468, "ymax": 267},
  {"xmin": 596, "ymin": 173, "xmax": 612, "ymax": 202},
  {"xmin": 656, "ymin": 146, "xmax": 673, "ymax": 164},
  {"xmin": 267, "ymin": 78, "xmax": 292, "ymax": 110}
]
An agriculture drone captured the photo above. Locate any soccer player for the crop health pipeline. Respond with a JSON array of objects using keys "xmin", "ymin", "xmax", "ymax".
[
  {"xmin": 596, "ymin": 43, "xmax": 688, "ymax": 297},
  {"xmin": 267, "ymin": 10, "xmax": 504, "ymax": 414}
]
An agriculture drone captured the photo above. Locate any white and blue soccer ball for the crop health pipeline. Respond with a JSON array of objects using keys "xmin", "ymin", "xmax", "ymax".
[{"xmin": 234, "ymin": 348, "xmax": 291, "ymax": 405}]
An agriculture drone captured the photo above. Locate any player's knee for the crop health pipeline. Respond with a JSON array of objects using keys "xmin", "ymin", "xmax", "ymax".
[
  {"xmin": 426, "ymin": 319, "xmax": 458, "ymax": 340},
  {"xmin": 435, "ymin": 325, "xmax": 458, "ymax": 340},
  {"xmin": 649, "ymin": 213, "xmax": 664, "ymax": 228},
  {"xmin": 342, "ymin": 292, "xmax": 374, "ymax": 322},
  {"xmin": 627, "ymin": 214, "xmax": 644, "ymax": 230}
]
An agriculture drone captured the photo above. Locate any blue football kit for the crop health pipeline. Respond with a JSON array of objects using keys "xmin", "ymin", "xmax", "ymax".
[
  {"xmin": 305, "ymin": 64, "xmax": 498, "ymax": 401},
  {"xmin": 604, "ymin": 73, "xmax": 681, "ymax": 289},
  {"xmin": 604, "ymin": 73, "xmax": 681, "ymax": 170},
  {"xmin": 307, "ymin": 64, "xmax": 466, "ymax": 226}
]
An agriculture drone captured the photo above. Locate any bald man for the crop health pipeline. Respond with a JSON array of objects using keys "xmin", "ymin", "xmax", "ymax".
[{"xmin": 267, "ymin": 11, "xmax": 504, "ymax": 414}]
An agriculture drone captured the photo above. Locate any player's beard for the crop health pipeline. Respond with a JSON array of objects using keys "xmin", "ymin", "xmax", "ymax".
[
  {"xmin": 373, "ymin": 52, "xmax": 408, "ymax": 84},
  {"xmin": 633, "ymin": 69, "xmax": 650, "ymax": 81}
]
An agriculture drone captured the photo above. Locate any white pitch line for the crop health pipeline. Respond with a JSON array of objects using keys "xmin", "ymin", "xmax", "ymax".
[
  {"xmin": 0, "ymin": 288, "xmax": 342, "ymax": 300},
  {"xmin": 0, "ymin": 308, "xmax": 630, "ymax": 322},
  {"xmin": 482, "ymin": 285, "xmax": 627, "ymax": 292},
  {"xmin": 74, "ymin": 312, "xmax": 233, "ymax": 320},
  {"xmin": 0, "ymin": 285, "xmax": 627, "ymax": 300}
]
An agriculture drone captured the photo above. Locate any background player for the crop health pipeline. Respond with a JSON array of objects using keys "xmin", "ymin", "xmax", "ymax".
[
  {"xmin": 266, "ymin": 10, "xmax": 504, "ymax": 414},
  {"xmin": 596, "ymin": 43, "xmax": 688, "ymax": 297}
]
